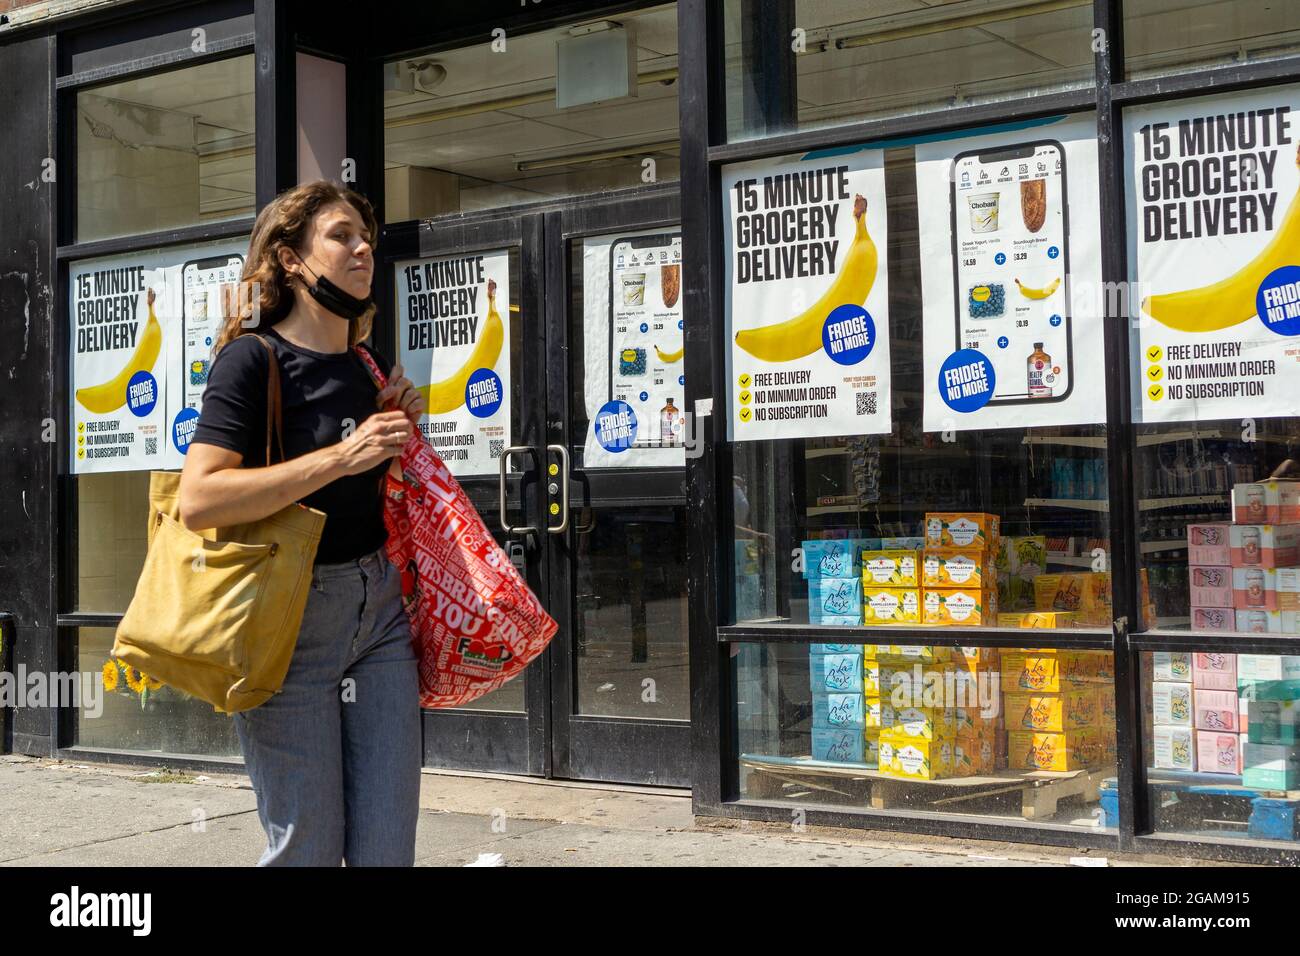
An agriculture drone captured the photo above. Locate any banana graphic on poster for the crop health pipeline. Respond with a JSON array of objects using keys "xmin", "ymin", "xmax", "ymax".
[
  {"xmin": 75, "ymin": 287, "xmax": 161, "ymax": 414},
  {"xmin": 1015, "ymin": 277, "xmax": 1061, "ymax": 300},
  {"xmin": 654, "ymin": 344, "xmax": 684, "ymax": 363},
  {"xmin": 734, "ymin": 193, "xmax": 879, "ymax": 362},
  {"xmin": 1144, "ymin": 142, "xmax": 1300, "ymax": 333},
  {"xmin": 417, "ymin": 278, "xmax": 504, "ymax": 415}
]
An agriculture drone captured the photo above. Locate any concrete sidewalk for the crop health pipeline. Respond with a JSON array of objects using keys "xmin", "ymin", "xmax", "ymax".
[{"xmin": 0, "ymin": 754, "xmax": 1215, "ymax": 867}]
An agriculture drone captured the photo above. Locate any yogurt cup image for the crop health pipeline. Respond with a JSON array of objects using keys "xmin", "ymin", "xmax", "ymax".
[
  {"xmin": 622, "ymin": 273, "xmax": 646, "ymax": 307},
  {"xmin": 967, "ymin": 192, "xmax": 1000, "ymax": 233}
]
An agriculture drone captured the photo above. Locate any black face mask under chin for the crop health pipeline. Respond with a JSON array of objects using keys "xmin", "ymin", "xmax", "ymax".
[{"xmin": 295, "ymin": 257, "xmax": 373, "ymax": 322}]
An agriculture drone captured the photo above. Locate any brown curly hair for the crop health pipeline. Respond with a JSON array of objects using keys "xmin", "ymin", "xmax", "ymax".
[{"xmin": 213, "ymin": 180, "xmax": 380, "ymax": 355}]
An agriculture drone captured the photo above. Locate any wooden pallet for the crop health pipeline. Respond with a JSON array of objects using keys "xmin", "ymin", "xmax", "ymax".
[{"xmin": 741, "ymin": 753, "xmax": 1112, "ymax": 820}]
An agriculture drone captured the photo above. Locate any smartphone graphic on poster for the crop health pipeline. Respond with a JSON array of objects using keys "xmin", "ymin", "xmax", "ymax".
[
  {"xmin": 950, "ymin": 140, "xmax": 1072, "ymax": 405},
  {"xmin": 608, "ymin": 232, "xmax": 684, "ymax": 447},
  {"xmin": 181, "ymin": 254, "xmax": 245, "ymax": 410}
]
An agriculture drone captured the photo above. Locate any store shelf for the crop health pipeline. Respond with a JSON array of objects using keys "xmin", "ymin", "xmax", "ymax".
[
  {"xmin": 1021, "ymin": 435, "xmax": 1106, "ymax": 449},
  {"xmin": 1142, "ymin": 540, "xmax": 1188, "ymax": 554},
  {"xmin": 1024, "ymin": 495, "xmax": 1227, "ymax": 512},
  {"xmin": 1021, "ymin": 428, "xmax": 1290, "ymax": 449},
  {"xmin": 1024, "ymin": 497, "xmax": 1109, "ymax": 512},
  {"xmin": 1156, "ymin": 616, "xmax": 1191, "ymax": 628},
  {"xmin": 1045, "ymin": 554, "xmax": 1099, "ymax": 568}
]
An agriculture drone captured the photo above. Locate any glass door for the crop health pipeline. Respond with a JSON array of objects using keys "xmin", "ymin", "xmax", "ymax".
[
  {"xmin": 394, "ymin": 210, "xmax": 551, "ymax": 776},
  {"xmin": 544, "ymin": 187, "xmax": 691, "ymax": 786}
]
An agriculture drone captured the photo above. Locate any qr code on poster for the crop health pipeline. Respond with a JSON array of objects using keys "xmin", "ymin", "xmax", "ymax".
[
  {"xmin": 145, "ymin": 438, "xmax": 158, "ymax": 456},
  {"xmin": 489, "ymin": 439, "xmax": 504, "ymax": 459},
  {"xmin": 855, "ymin": 391, "xmax": 877, "ymax": 416}
]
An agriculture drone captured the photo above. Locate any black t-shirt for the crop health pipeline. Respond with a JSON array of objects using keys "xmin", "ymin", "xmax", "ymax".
[{"xmin": 190, "ymin": 327, "xmax": 394, "ymax": 565}]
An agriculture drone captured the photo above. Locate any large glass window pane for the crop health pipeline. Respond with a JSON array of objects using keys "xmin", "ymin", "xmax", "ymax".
[
  {"xmin": 1125, "ymin": 84, "xmax": 1300, "ymax": 636},
  {"xmin": 76, "ymin": 55, "xmax": 255, "ymax": 243},
  {"xmin": 723, "ymin": 0, "xmax": 1095, "ymax": 142},
  {"xmin": 74, "ymin": 472, "xmax": 151, "ymax": 614},
  {"xmin": 382, "ymin": 5, "xmax": 679, "ymax": 220},
  {"xmin": 1125, "ymin": 0, "xmax": 1300, "ymax": 81},
  {"xmin": 77, "ymin": 627, "xmax": 241, "ymax": 757},
  {"xmin": 736, "ymin": 642, "xmax": 1116, "ymax": 828},
  {"xmin": 1141, "ymin": 651, "xmax": 1300, "ymax": 846},
  {"xmin": 731, "ymin": 134, "xmax": 1118, "ymax": 634}
]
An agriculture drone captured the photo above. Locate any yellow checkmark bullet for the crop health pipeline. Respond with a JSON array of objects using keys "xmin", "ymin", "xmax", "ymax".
[
  {"xmin": 77, "ymin": 422, "xmax": 85, "ymax": 433},
  {"xmin": 738, "ymin": 374, "xmax": 751, "ymax": 388},
  {"xmin": 1147, "ymin": 366, "xmax": 1163, "ymax": 381},
  {"xmin": 739, "ymin": 390, "xmax": 752, "ymax": 405},
  {"xmin": 739, "ymin": 407, "xmax": 752, "ymax": 422},
  {"xmin": 78, "ymin": 435, "xmax": 84, "ymax": 445},
  {"xmin": 1147, "ymin": 346, "xmax": 1162, "ymax": 361},
  {"xmin": 77, "ymin": 448, "xmax": 85, "ymax": 459},
  {"xmin": 1148, "ymin": 384, "xmax": 1164, "ymax": 401}
]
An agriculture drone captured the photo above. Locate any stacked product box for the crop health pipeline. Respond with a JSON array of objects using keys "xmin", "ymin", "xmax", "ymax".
[
  {"xmin": 876, "ymin": 651, "xmax": 958, "ymax": 780},
  {"xmin": 1190, "ymin": 652, "xmax": 1245, "ymax": 774},
  {"xmin": 809, "ymin": 645, "xmax": 867, "ymax": 764},
  {"xmin": 1191, "ymin": 482, "xmax": 1300, "ymax": 633},
  {"xmin": 1151, "ymin": 651, "xmax": 1196, "ymax": 772},
  {"xmin": 1032, "ymin": 571, "xmax": 1113, "ymax": 627},
  {"xmin": 922, "ymin": 513, "xmax": 1000, "ymax": 627},
  {"xmin": 996, "ymin": 535, "xmax": 1046, "ymax": 613},
  {"xmin": 952, "ymin": 646, "xmax": 1003, "ymax": 774},
  {"xmin": 862, "ymin": 547, "xmax": 921, "ymax": 625},
  {"xmin": 1001, "ymin": 648, "xmax": 1114, "ymax": 771},
  {"xmin": 803, "ymin": 537, "xmax": 875, "ymax": 626},
  {"xmin": 1239, "ymin": 655, "xmax": 1300, "ymax": 789}
]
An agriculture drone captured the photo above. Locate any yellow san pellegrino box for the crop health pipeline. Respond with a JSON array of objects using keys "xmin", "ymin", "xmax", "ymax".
[
  {"xmin": 863, "ymin": 588, "xmax": 921, "ymax": 625},
  {"xmin": 878, "ymin": 733, "xmax": 956, "ymax": 780},
  {"xmin": 922, "ymin": 587, "xmax": 997, "ymax": 626},
  {"xmin": 862, "ymin": 550, "xmax": 920, "ymax": 587}
]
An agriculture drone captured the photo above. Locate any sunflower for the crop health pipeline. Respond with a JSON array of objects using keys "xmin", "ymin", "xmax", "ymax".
[
  {"xmin": 101, "ymin": 659, "xmax": 120, "ymax": 692},
  {"xmin": 123, "ymin": 665, "xmax": 146, "ymax": 695},
  {"xmin": 140, "ymin": 671, "xmax": 164, "ymax": 692}
]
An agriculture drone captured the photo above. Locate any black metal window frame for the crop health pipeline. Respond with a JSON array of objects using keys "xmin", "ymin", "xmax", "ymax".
[
  {"xmin": 678, "ymin": 0, "xmax": 1300, "ymax": 864},
  {"xmin": 50, "ymin": 0, "xmax": 288, "ymax": 775}
]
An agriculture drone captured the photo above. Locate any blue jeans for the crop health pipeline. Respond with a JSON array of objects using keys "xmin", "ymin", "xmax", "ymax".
[{"xmin": 233, "ymin": 545, "xmax": 422, "ymax": 866}]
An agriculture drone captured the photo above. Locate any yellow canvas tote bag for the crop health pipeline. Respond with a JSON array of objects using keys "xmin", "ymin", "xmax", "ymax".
[{"xmin": 112, "ymin": 336, "xmax": 325, "ymax": 714}]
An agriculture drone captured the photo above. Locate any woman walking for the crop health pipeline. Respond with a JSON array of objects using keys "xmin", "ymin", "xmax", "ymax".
[{"xmin": 179, "ymin": 180, "xmax": 425, "ymax": 866}]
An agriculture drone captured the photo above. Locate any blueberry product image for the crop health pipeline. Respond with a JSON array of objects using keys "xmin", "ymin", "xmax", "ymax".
[
  {"xmin": 619, "ymin": 348, "xmax": 647, "ymax": 376},
  {"xmin": 968, "ymin": 282, "xmax": 1005, "ymax": 319}
]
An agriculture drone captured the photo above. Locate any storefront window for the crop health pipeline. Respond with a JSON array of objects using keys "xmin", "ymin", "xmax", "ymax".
[
  {"xmin": 728, "ymin": 118, "xmax": 1131, "ymax": 634},
  {"xmin": 74, "ymin": 473, "xmax": 150, "ymax": 614},
  {"xmin": 1124, "ymin": 0, "xmax": 1300, "ymax": 81},
  {"xmin": 736, "ymin": 642, "xmax": 1116, "ymax": 827},
  {"xmin": 77, "ymin": 628, "xmax": 241, "ymax": 757},
  {"xmin": 1141, "ymin": 651, "xmax": 1300, "ymax": 845},
  {"xmin": 1125, "ymin": 82, "xmax": 1300, "ymax": 636},
  {"xmin": 722, "ymin": 0, "xmax": 1094, "ymax": 142},
  {"xmin": 382, "ymin": 4, "xmax": 679, "ymax": 220},
  {"xmin": 75, "ymin": 55, "xmax": 256, "ymax": 243}
]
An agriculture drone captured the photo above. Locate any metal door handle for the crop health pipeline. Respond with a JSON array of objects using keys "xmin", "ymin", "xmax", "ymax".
[
  {"xmin": 546, "ymin": 444, "xmax": 570, "ymax": 534},
  {"xmin": 499, "ymin": 446, "xmax": 537, "ymax": 535}
]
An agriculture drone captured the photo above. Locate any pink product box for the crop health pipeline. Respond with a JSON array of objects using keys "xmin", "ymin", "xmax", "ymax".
[
  {"xmin": 1230, "ymin": 524, "xmax": 1300, "ymax": 569},
  {"xmin": 1233, "ymin": 481, "xmax": 1300, "ymax": 526},
  {"xmin": 1192, "ymin": 652, "xmax": 1238, "ymax": 690},
  {"xmin": 1192, "ymin": 607, "xmax": 1234, "ymax": 632},
  {"xmin": 1188, "ymin": 524, "xmax": 1232, "ymax": 566},
  {"xmin": 1232, "ymin": 566, "xmax": 1278, "ymax": 610},
  {"xmin": 1196, "ymin": 731, "xmax": 1244, "ymax": 775},
  {"xmin": 1189, "ymin": 566, "xmax": 1233, "ymax": 608},
  {"xmin": 1194, "ymin": 689, "xmax": 1240, "ymax": 732}
]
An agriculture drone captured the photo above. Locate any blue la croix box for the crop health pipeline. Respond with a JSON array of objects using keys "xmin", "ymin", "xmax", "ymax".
[
  {"xmin": 813, "ymin": 691, "xmax": 866, "ymax": 730},
  {"xmin": 810, "ymin": 653, "xmax": 863, "ymax": 692},
  {"xmin": 812, "ymin": 726, "xmax": 866, "ymax": 763}
]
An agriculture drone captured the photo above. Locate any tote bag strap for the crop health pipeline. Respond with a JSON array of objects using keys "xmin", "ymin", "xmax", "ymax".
[
  {"xmin": 353, "ymin": 343, "xmax": 390, "ymax": 391},
  {"xmin": 248, "ymin": 334, "xmax": 286, "ymax": 465}
]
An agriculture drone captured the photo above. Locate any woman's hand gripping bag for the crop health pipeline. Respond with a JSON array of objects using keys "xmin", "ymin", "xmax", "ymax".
[{"xmin": 354, "ymin": 347, "xmax": 558, "ymax": 707}]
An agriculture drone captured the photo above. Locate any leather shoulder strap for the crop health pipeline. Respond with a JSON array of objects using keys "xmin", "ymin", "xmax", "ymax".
[{"xmin": 249, "ymin": 334, "xmax": 285, "ymax": 465}]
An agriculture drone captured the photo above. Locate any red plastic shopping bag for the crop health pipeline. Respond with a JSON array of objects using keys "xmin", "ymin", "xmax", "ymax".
[{"xmin": 355, "ymin": 347, "xmax": 558, "ymax": 708}]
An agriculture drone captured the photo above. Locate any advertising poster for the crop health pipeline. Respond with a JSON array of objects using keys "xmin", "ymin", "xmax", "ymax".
[
  {"xmin": 70, "ymin": 240, "xmax": 245, "ymax": 474},
  {"xmin": 723, "ymin": 146, "xmax": 892, "ymax": 442},
  {"xmin": 582, "ymin": 229, "xmax": 685, "ymax": 468},
  {"xmin": 916, "ymin": 114, "xmax": 1104, "ymax": 432},
  {"xmin": 396, "ymin": 250, "xmax": 511, "ymax": 477},
  {"xmin": 1127, "ymin": 85, "xmax": 1300, "ymax": 424}
]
